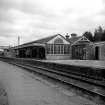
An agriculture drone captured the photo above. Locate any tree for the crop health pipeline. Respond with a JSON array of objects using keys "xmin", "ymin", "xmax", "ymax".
[
  {"xmin": 101, "ymin": 30, "xmax": 105, "ymax": 41},
  {"xmin": 93, "ymin": 26, "xmax": 103, "ymax": 42},
  {"xmin": 82, "ymin": 31, "xmax": 93, "ymax": 41}
]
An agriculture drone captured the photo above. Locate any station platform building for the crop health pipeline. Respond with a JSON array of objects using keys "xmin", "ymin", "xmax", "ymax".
[
  {"xmin": 13, "ymin": 34, "xmax": 70, "ymax": 60},
  {"xmin": 4, "ymin": 34, "xmax": 105, "ymax": 60}
]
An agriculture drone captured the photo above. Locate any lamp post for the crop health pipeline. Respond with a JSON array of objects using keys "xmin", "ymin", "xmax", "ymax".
[{"xmin": 18, "ymin": 36, "xmax": 20, "ymax": 46}]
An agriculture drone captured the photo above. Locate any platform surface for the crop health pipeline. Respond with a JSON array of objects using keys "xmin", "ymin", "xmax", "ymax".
[
  {"xmin": 43, "ymin": 60, "xmax": 105, "ymax": 69},
  {"xmin": 0, "ymin": 61, "xmax": 97, "ymax": 105}
]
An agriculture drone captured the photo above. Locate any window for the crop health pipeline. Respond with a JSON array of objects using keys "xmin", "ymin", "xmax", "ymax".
[
  {"xmin": 46, "ymin": 44, "xmax": 70, "ymax": 55},
  {"xmin": 58, "ymin": 45, "xmax": 60, "ymax": 54},
  {"xmin": 50, "ymin": 45, "xmax": 53, "ymax": 54},
  {"xmin": 64, "ymin": 45, "xmax": 69, "ymax": 54},
  {"xmin": 54, "ymin": 45, "xmax": 58, "ymax": 54},
  {"xmin": 54, "ymin": 38, "xmax": 63, "ymax": 44},
  {"xmin": 46, "ymin": 45, "xmax": 51, "ymax": 54},
  {"xmin": 60, "ymin": 45, "xmax": 64, "ymax": 54}
]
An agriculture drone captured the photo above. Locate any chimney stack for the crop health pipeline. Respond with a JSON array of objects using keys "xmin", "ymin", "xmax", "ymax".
[
  {"xmin": 65, "ymin": 33, "xmax": 69, "ymax": 40},
  {"xmin": 71, "ymin": 33, "xmax": 77, "ymax": 38}
]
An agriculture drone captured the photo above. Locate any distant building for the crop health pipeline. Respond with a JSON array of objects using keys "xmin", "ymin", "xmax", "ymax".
[
  {"xmin": 4, "ymin": 47, "xmax": 16, "ymax": 57},
  {"xmin": 0, "ymin": 46, "xmax": 10, "ymax": 56}
]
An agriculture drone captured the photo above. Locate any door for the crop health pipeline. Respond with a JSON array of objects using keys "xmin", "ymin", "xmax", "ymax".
[{"xmin": 95, "ymin": 46, "xmax": 99, "ymax": 60}]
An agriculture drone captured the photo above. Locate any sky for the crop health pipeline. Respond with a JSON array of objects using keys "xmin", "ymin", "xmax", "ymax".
[{"xmin": 0, "ymin": 0, "xmax": 105, "ymax": 46}]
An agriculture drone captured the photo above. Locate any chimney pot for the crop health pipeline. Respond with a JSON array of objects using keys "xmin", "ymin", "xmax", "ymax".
[{"xmin": 65, "ymin": 33, "xmax": 69, "ymax": 40}]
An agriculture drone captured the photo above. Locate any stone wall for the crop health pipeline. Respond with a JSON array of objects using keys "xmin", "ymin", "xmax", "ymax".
[
  {"xmin": 86, "ymin": 44, "xmax": 95, "ymax": 60},
  {"xmin": 99, "ymin": 44, "xmax": 105, "ymax": 60},
  {"xmin": 46, "ymin": 54, "xmax": 70, "ymax": 60}
]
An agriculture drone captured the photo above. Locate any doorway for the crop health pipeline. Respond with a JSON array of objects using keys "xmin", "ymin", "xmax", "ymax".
[
  {"xmin": 95, "ymin": 46, "xmax": 99, "ymax": 60},
  {"xmin": 32, "ymin": 46, "xmax": 46, "ymax": 59}
]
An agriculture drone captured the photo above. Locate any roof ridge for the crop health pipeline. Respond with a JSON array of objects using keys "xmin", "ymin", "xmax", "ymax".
[
  {"xmin": 20, "ymin": 34, "xmax": 61, "ymax": 46},
  {"xmin": 35, "ymin": 34, "xmax": 58, "ymax": 42}
]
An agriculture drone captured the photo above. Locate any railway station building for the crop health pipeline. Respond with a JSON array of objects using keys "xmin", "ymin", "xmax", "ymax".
[
  {"xmin": 4, "ymin": 34, "xmax": 105, "ymax": 60},
  {"xmin": 12, "ymin": 34, "xmax": 71, "ymax": 60}
]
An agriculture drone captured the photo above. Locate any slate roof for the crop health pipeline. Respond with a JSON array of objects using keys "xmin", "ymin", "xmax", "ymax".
[
  {"xmin": 20, "ymin": 34, "xmax": 70, "ymax": 47},
  {"xmin": 12, "ymin": 34, "xmax": 92, "ymax": 49},
  {"xmin": 22, "ymin": 34, "xmax": 58, "ymax": 46},
  {"xmin": 68, "ymin": 36, "xmax": 82, "ymax": 44},
  {"xmin": 18, "ymin": 34, "xmax": 85, "ymax": 47}
]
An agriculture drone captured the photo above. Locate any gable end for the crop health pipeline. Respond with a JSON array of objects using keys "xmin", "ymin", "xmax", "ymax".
[
  {"xmin": 47, "ymin": 34, "xmax": 70, "ymax": 44},
  {"xmin": 71, "ymin": 36, "xmax": 91, "ymax": 46}
]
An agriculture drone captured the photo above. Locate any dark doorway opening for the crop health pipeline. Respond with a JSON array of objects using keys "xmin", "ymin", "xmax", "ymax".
[
  {"xmin": 39, "ymin": 47, "xmax": 46, "ymax": 59},
  {"xmin": 18, "ymin": 46, "xmax": 46, "ymax": 59},
  {"xmin": 18, "ymin": 49, "xmax": 26, "ymax": 58},
  {"xmin": 72, "ymin": 45, "xmax": 86, "ymax": 60},
  {"xmin": 95, "ymin": 46, "xmax": 99, "ymax": 60},
  {"xmin": 32, "ymin": 47, "xmax": 37, "ymax": 58},
  {"xmin": 32, "ymin": 46, "xmax": 46, "ymax": 59}
]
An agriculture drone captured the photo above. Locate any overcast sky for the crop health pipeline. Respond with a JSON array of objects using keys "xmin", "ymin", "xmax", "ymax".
[{"xmin": 0, "ymin": 0, "xmax": 105, "ymax": 46}]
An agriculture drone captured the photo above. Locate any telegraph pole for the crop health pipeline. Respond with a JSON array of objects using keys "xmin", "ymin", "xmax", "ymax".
[
  {"xmin": 17, "ymin": 36, "xmax": 20, "ymax": 57},
  {"xmin": 18, "ymin": 36, "xmax": 20, "ymax": 46}
]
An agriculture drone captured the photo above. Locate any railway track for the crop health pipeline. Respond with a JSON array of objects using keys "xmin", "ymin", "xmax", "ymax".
[{"xmin": 0, "ymin": 58, "xmax": 105, "ymax": 104}]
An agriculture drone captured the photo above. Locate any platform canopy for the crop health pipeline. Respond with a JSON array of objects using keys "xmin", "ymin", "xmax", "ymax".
[{"xmin": 13, "ymin": 43, "xmax": 45, "ymax": 49}]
